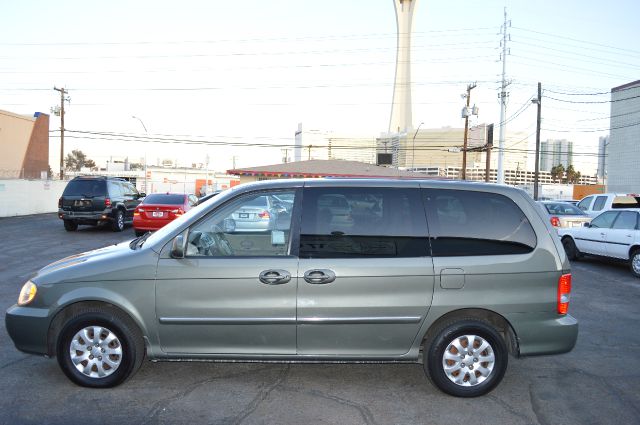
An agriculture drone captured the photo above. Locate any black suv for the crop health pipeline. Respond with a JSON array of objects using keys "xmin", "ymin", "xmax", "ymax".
[{"xmin": 58, "ymin": 176, "xmax": 145, "ymax": 232}]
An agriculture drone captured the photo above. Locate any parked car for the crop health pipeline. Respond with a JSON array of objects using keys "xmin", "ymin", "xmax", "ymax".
[
  {"xmin": 230, "ymin": 193, "xmax": 290, "ymax": 232},
  {"xmin": 7, "ymin": 179, "xmax": 577, "ymax": 397},
  {"xmin": 576, "ymin": 193, "xmax": 640, "ymax": 218},
  {"xmin": 558, "ymin": 209, "xmax": 640, "ymax": 277},
  {"xmin": 539, "ymin": 201, "xmax": 591, "ymax": 229},
  {"xmin": 133, "ymin": 193, "xmax": 198, "ymax": 236},
  {"xmin": 58, "ymin": 176, "xmax": 145, "ymax": 232}
]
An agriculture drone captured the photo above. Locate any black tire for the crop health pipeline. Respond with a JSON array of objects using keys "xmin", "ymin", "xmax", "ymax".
[
  {"xmin": 562, "ymin": 236, "xmax": 581, "ymax": 261},
  {"xmin": 134, "ymin": 230, "xmax": 146, "ymax": 237},
  {"xmin": 63, "ymin": 220, "xmax": 78, "ymax": 231},
  {"xmin": 56, "ymin": 306, "xmax": 144, "ymax": 388},
  {"xmin": 111, "ymin": 210, "xmax": 125, "ymax": 232},
  {"xmin": 424, "ymin": 319, "xmax": 508, "ymax": 397},
  {"xmin": 630, "ymin": 249, "xmax": 640, "ymax": 278}
]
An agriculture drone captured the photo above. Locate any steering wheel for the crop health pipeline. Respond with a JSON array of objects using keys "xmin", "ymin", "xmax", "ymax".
[{"xmin": 210, "ymin": 224, "xmax": 234, "ymax": 256}]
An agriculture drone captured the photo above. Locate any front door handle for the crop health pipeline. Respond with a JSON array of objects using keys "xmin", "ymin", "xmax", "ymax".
[
  {"xmin": 259, "ymin": 269, "xmax": 291, "ymax": 285},
  {"xmin": 304, "ymin": 269, "xmax": 336, "ymax": 284}
]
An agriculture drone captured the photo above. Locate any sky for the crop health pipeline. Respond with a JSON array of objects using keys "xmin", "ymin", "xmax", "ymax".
[{"xmin": 1, "ymin": 0, "xmax": 639, "ymax": 174}]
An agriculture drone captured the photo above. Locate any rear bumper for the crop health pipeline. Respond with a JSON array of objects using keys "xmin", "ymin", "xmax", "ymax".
[
  {"xmin": 133, "ymin": 217, "xmax": 173, "ymax": 231},
  {"xmin": 506, "ymin": 311, "xmax": 578, "ymax": 356},
  {"xmin": 5, "ymin": 304, "xmax": 52, "ymax": 356},
  {"xmin": 58, "ymin": 209, "xmax": 113, "ymax": 223}
]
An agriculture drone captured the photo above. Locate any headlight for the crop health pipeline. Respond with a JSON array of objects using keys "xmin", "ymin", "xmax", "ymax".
[{"xmin": 18, "ymin": 280, "xmax": 37, "ymax": 306}]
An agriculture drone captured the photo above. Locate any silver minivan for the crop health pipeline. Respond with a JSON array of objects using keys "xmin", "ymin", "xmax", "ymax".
[{"xmin": 6, "ymin": 179, "xmax": 578, "ymax": 397}]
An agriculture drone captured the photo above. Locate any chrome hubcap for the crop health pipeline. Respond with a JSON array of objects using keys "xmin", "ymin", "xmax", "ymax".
[
  {"xmin": 632, "ymin": 254, "xmax": 640, "ymax": 274},
  {"xmin": 118, "ymin": 214, "xmax": 124, "ymax": 229},
  {"xmin": 442, "ymin": 334, "xmax": 495, "ymax": 387},
  {"xmin": 69, "ymin": 326, "xmax": 122, "ymax": 378}
]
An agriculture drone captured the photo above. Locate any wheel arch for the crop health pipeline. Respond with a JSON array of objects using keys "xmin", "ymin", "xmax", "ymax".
[
  {"xmin": 47, "ymin": 299, "xmax": 148, "ymax": 358},
  {"xmin": 629, "ymin": 244, "xmax": 640, "ymax": 257},
  {"xmin": 421, "ymin": 308, "xmax": 519, "ymax": 358}
]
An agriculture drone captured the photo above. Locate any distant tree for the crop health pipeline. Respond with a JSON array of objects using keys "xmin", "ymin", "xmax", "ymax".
[
  {"xmin": 566, "ymin": 164, "xmax": 581, "ymax": 184},
  {"xmin": 550, "ymin": 164, "xmax": 565, "ymax": 183},
  {"xmin": 65, "ymin": 150, "xmax": 97, "ymax": 171}
]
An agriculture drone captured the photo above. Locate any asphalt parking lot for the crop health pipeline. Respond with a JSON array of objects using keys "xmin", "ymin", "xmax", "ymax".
[{"xmin": 1, "ymin": 213, "xmax": 639, "ymax": 425}]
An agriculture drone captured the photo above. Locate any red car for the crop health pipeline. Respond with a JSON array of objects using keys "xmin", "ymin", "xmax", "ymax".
[{"xmin": 133, "ymin": 193, "xmax": 198, "ymax": 236}]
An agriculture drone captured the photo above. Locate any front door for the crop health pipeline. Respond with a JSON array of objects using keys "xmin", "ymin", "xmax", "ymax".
[
  {"xmin": 296, "ymin": 185, "xmax": 434, "ymax": 356},
  {"xmin": 155, "ymin": 188, "xmax": 299, "ymax": 354},
  {"xmin": 605, "ymin": 211, "xmax": 639, "ymax": 259}
]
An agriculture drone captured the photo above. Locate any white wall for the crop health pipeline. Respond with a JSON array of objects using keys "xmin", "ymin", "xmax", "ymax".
[{"xmin": 0, "ymin": 179, "xmax": 67, "ymax": 217}]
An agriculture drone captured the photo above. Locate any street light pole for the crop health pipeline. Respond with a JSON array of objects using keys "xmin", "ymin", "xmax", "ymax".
[
  {"xmin": 411, "ymin": 121, "xmax": 424, "ymax": 169},
  {"xmin": 533, "ymin": 82, "xmax": 542, "ymax": 200},
  {"xmin": 132, "ymin": 116, "xmax": 148, "ymax": 193},
  {"xmin": 54, "ymin": 86, "xmax": 69, "ymax": 180}
]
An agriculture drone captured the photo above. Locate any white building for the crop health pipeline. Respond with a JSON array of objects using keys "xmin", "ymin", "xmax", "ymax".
[
  {"xmin": 540, "ymin": 139, "xmax": 574, "ymax": 172},
  {"xmin": 607, "ymin": 80, "xmax": 640, "ymax": 192}
]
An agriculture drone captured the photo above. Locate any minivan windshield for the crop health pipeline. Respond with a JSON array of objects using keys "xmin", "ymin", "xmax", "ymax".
[{"xmin": 63, "ymin": 180, "xmax": 106, "ymax": 197}]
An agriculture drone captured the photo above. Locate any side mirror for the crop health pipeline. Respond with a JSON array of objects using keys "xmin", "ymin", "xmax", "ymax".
[
  {"xmin": 583, "ymin": 222, "xmax": 590, "ymax": 228},
  {"xmin": 170, "ymin": 231, "xmax": 187, "ymax": 258},
  {"xmin": 138, "ymin": 192, "xmax": 146, "ymax": 199}
]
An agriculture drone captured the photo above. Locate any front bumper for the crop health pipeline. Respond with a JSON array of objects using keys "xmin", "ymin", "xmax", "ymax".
[
  {"xmin": 5, "ymin": 304, "xmax": 52, "ymax": 356},
  {"xmin": 506, "ymin": 312, "xmax": 578, "ymax": 356}
]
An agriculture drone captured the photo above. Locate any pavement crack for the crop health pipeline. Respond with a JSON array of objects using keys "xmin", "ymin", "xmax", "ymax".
[
  {"xmin": 232, "ymin": 364, "xmax": 290, "ymax": 425},
  {"xmin": 488, "ymin": 393, "xmax": 537, "ymax": 425},
  {"xmin": 0, "ymin": 356, "xmax": 30, "ymax": 371},
  {"xmin": 528, "ymin": 384, "xmax": 551, "ymax": 425},
  {"xmin": 306, "ymin": 390, "xmax": 378, "ymax": 425},
  {"xmin": 142, "ymin": 365, "xmax": 274, "ymax": 425}
]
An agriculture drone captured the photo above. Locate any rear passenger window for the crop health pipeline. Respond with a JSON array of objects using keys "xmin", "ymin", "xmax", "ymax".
[
  {"xmin": 592, "ymin": 196, "xmax": 607, "ymax": 211},
  {"xmin": 612, "ymin": 211, "xmax": 638, "ymax": 230},
  {"xmin": 299, "ymin": 187, "xmax": 428, "ymax": 258},
  {"xmin": 424, "ymin": 189, "xmax": 536, "ymax": 256}
]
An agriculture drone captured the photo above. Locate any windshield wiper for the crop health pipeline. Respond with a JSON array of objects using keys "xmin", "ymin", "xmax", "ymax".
[{"xmin": 129, "ymin": 232, "xmax": 151, "ymax": 250}]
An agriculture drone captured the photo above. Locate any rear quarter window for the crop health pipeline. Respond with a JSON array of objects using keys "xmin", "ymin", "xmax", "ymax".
[{"xmin": 424, "ymin": 189, "xmax": 537, "ymax": 256}]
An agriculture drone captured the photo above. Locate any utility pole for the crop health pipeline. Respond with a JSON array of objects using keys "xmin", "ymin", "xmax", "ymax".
[
  {"xmin": 307, "ymin": 145, "xmax": 312, "ymax": 160},
  {"xmin": 497, "ymin": 8, "xmax": 510, "ymax": 184},
  {"xmin": 462, "ymin": 82, "xmax": 477, "ymax": 180},
  {"xmin": 533, "ymin": 82, "xmax": 542, "ymax": 200},
  {"xmin": 54, "ymin": 86, "xmax": 69, "ymax": 180},
  {"xmin": 485, "ymin": 124, "xmax": 494, "ymax": 183},
  {"xmin": 411, "ymin": 122, "xmax": 424, "ymax": 169}
]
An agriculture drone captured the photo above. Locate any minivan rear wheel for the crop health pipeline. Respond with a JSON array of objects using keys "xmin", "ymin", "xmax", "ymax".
[
  {"xmin": 63, "ymin": 220, "xmax": 78, "ymax": 231},
  {"xmin": 56, "ymin": 307, "xmax": 144, "ymax": 388},
  {"xmin": 424, "ymin": 319, "xmax": 507, "ymax": 397}
]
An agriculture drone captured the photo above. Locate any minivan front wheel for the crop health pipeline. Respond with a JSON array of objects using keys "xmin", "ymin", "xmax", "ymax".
[
  {"xmin": 424, "ymin": 319, "xmax": 507, "ymax": 397},
  {"xmin": 56, "ymin": 308, "xmax": 144, "ymax": 388}
]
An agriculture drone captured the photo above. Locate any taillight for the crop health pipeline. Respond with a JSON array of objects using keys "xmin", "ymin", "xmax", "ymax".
[
  {"xmin": 58, "ymin": 197, "xmax": 62, "ymax": 208},
  {"xmin": 550, "ymin": 216, "xmax": 560, "ymax": 227},
  {"xmin": 134, "ymin": 208, "xmax": 140, "ymax": 216},
  {"xmin": 104, "ymin": 198, "xmax": 111, "ymax": 207},
  {"xmin": 258, "ymin": 210, "xmax": 270, "ymax": 219},
  {"xmin": 557, "ymin": 273, "xmax": 571, "ymax": 314},
  {"xmin": 171, "ymin": 208, "xmax": 184, "ymax": 216}
]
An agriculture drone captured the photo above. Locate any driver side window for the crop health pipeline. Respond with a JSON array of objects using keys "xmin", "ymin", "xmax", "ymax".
[{"xmin": 187, "ymin": 190, "xmax": 296, "ymax": 257}]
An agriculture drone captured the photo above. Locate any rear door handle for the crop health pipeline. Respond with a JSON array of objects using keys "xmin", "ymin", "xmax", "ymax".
[
  {"xmin": 304, "ymin": 269, "xmax": 336, "ymax": 284},
  {"xmin": 259, "ymin": 269, "xmax": 291, "ymax": 285}
]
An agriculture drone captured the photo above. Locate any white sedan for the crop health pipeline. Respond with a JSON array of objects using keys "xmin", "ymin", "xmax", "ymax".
[{"xmin": 558, "ymin": 209, "xmax": 640, "ymax": 278}]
